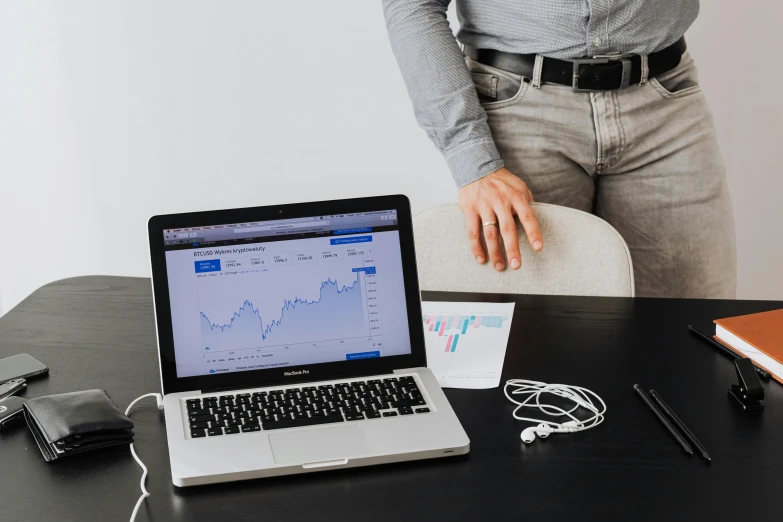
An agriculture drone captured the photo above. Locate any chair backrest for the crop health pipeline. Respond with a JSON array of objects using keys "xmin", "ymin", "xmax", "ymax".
[{"xmin": 413, "ymin": 203, "xmax": 634, "ymax": 297}]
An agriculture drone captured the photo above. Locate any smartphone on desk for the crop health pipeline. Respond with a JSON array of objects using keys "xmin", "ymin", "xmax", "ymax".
[{"xmin": 0, "ymin": 354, "xmax": 48, "ymax": 385}]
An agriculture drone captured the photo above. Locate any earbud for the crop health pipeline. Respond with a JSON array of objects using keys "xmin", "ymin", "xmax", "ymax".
[
  {"xmin": 520, "ymin": 424, "xmax": 555, "ymax": 443},
  {"xmin": 520, "ymin": 427, "xmax": 538, "ymax": 443}
]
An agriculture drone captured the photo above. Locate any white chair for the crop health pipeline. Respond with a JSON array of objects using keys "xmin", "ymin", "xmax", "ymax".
[{"xmin": 413, "ymin": 203, "xmax": 634, "ymax": 297}]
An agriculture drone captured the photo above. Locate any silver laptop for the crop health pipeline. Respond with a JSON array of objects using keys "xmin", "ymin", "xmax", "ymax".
[{"xmin": 148, "ymin": 195, "xmax": 469, "ymax": 487}]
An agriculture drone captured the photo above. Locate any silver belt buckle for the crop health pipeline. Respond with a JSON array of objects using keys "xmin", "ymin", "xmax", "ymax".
[{"xmin": 572, "ymin": 56, "xmax": 633, "ymax": 93}]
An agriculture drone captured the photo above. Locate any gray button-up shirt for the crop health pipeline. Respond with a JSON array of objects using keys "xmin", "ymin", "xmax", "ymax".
[{"xmin": 382, "ymin": 1, "xmax": 700, "ymax": 187}]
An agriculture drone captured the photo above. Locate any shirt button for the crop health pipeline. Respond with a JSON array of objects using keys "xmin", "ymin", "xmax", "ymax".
[{"xmin": 593, "ymin": 37, "xmax": 602, "ymax": 47}]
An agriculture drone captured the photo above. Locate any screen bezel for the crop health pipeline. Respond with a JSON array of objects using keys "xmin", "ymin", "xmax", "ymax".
[{"xmin": 148, "ymin": 195, "xmax": 426, "ymax": 395}]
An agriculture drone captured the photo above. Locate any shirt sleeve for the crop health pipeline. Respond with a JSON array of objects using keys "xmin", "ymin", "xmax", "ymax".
[{"xmin": 382, "ymin": 0, "xmax": 505, "ymax": 188}]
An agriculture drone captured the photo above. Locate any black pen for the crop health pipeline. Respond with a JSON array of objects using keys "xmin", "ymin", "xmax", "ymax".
[
  {"xmin": 650, "ymin": 390, "xmax": 710, "ymax": 462},
  {"xmin": 688, "ymin": 325, "xmax": 769, "ymax": 380},
  {"xmin": 634, "ymin": 384, "xmax": 693, "ymax": 456}
]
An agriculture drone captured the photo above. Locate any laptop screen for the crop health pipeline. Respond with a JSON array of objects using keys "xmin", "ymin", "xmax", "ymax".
[{"xmin": 162, "ymin": 210, "xmax": 412, "ymax": 378}]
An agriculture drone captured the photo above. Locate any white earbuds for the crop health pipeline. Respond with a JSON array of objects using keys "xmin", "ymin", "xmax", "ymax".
[
  {"xmin": 505, "ymin": 380, "xmax": 607, "ymax": 444},
  {"xmin": 520, "ymin": 423, "xmax": 554, "ymax": 443},
  {"xmin": 520, "ymin": 427, "xmax": 538, "ymax": 443}
]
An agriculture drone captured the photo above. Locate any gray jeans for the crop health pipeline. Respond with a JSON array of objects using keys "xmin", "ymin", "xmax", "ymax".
[{"xmin": 467, "ymin": 52, "xmax": 737, "ymax": 298}]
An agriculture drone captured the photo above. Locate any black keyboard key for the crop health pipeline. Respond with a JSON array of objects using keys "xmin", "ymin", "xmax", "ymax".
[
  {"xmin": 241, "ymin": 422, "xmax": 261, "ymax": 433},
  {"xmin": 219, "ymin": 395, "xmax": 234, "ymax": 402},
  {"xmin": 226, "ymin": 418, "xmax": 242, "ymax": 426},
  {"xmin": 262, "ymin": 414, "xmax": 344, "ymax": 431},
  {"xmin": 392, "ymin": 399, "xmax": 412, "ymax": 409},
  {"xmin": 228, "ymin": 405, "xmax": 243, "ymax": 413},
  {"xmin": 189, "ymin": 414, "xmax": 213, "ymax": 423},
  {"xmin": 186, "ymin": 398, "xmax": 201, "ymax": 405},
  {"xmin": 413, "ymin": 399, "xmax": 427, "ymax": 407},
  {"xmin": 415, "ymin": 408, "xmax": 430, "ymax": 413},
  {"xmin": 398, "ymin": 406, "xmax": 414, "ymax": 415},
  {"xmin": 207, "ymin": 426, "xmax": 223, "ymax": 436},
  {"xmin": 382, "ymin": 411, "xmax": 398, "ymax": 417},
  {"xmin": 235, "ymin": 393, "xmax": 250, "ymax": 399},
  {"xmin": 224, "ymin": 425, "xmax": 240, "ymax": 434},
  {"xmin": 365, "ymin": 410, "xmax": 381, "ymax": 419},
  {"xmin": 190, "ymin": 421, "xmax": 210, "ymax": 430},
  {"xmin": 345, "ymin": 412, "xmax": 364, "ymax": 421},
  {"xmin": 187, "ymin": 408, "xmax": 211, "ymax": 416},
  {"xmin": 190, "ymin": 429, "xmax": 207, "ymax": 438}
]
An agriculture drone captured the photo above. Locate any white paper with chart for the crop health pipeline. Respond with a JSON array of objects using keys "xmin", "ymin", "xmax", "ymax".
[{"xmin": 421, "ymin": 301, "xmax": 515, "ymax": 389}]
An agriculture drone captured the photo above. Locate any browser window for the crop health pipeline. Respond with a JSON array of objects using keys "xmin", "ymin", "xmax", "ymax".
[{"xmin": 162, "ymin": 210, "xmax": 412, "ymax": 378}]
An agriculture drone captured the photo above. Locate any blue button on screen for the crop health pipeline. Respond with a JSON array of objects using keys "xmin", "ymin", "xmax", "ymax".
[
  {"xmin": 195, "ymin": 259, "xmax": 221, "ymax": 273},
  {"xmin": 330, "ymin": 235, "xmax": 373, "ymax": 245},
  {"xmin": 346, "ymin": 351, "xmax": 381, "ymax": 361}
]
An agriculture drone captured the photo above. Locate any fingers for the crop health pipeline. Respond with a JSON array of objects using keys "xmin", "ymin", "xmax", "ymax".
[
  {"xmin": 497, "ymin": 204, "xmax": 521, "ymax": 270},
  {"xmin": 463, "ymin": 207, "xmax": 487, "ymax": 264},
  {"xmin": 479, "ymin": 207, "xmax": 505, "ymax": 271},
  {"xmin": 512, "ymin": 196, "xmax": 543, "ymax": 252}
]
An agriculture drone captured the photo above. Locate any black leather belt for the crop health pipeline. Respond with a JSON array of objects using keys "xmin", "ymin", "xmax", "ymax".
[{"xmin": 464, "ymin": 37, "xmax": 687, "ymax": 92}]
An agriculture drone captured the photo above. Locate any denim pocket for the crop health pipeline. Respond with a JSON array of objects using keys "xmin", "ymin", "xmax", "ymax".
[
  {"xmin": 650, "ymin": 52, "xmax": 702, "ymax": 99},
  {"xmin": 471, "ymin": 73, "xmax": 498, "ymax": 102},
  {"xmin": 466, "ymin": 57, "xmax": 529, "ymax": 110}
]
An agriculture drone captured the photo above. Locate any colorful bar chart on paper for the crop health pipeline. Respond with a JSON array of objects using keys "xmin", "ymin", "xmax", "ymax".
[
  {"xmin": 422, "ymin": 313, "xmax": 509, "ymax": 352},
  {"xmin": 421, "ymin": 301, "xmax": 515, "ymax": 389}
]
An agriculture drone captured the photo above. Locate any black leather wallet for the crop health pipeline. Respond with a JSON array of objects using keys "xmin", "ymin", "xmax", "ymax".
[{"xmin": 23, "ymin": 389, "xmax": 134, "ymax": 461}]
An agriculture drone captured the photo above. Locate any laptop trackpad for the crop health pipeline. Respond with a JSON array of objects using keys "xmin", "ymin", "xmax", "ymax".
[{"xmin": 269, "ymin": 424, "xmax": 370, "ymax": 465}]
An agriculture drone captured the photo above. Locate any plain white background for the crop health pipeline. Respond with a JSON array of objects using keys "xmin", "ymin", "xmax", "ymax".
[{"xmin": 0, "ymin": 1, "xmax": 781, "ymax": 315}]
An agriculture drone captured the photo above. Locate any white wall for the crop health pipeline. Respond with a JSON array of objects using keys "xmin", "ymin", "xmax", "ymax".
[{"xmin": 0, "ymin": 1, "xmax": 781, "ymax": 315}]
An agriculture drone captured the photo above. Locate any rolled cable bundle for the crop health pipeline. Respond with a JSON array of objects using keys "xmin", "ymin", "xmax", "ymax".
[{"xmin": 504, "ymin": 379, "xmax": 607, "ymax": 441}]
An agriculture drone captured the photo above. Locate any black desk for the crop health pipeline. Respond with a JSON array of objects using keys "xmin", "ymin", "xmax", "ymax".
[{"xmin": 1, "ymin": 276, "xmax": 781, "ymax": 522}]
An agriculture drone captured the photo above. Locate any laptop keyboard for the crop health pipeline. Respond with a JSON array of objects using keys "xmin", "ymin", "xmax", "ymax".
[{"xmin": 185, "ymin": 375, "xmax": 430, "ymax": 439}]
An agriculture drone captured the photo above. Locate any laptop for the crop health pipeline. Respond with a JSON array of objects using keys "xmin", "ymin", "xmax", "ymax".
[{"xmin": 148, "ymin": 195, "xmax": 470, "ymax": 486}]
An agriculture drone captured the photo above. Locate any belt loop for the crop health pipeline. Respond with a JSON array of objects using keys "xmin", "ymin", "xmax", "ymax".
[
  {"xmin": 639, "ymin": 55, "xmax": 649, "ymax": 86},
  {"xmin": 532, "ymin": 55, "xmax": 544, "ymax": 89}
]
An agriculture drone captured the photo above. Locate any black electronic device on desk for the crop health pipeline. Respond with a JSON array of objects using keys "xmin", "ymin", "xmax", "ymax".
[
  {"xmin": 0, "ymin": 396, "xmax": 27, "ymax": 431},
  {"xmin": 0, "ymin": 378, "xmax": 27, "ymax": 401},
  {"xmin": 0, "ymin": 354, "xmax": 48, "ymax": 384}
]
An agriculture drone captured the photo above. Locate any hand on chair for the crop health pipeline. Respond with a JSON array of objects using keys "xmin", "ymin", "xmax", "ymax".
[{"xmin": 457, "ymin": 167, "xmax": 543, "ymax": 271}]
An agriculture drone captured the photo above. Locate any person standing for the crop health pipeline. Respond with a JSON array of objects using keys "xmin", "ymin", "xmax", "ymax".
[{"xmin": 382, "ymin": 1, "xmax": 736, "ymax": 298}]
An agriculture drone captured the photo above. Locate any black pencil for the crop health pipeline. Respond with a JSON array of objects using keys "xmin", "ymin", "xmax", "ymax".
[
  {"xmin": 688, "ymin": 325, "xmax": 769, "ymax": 380},
  {"xmin": 650, "ymin": 389, "xmax": 711, "ymax": 462},
  {"xmin": 634, "ymin": 384, "xmax": 693, "ymax": 456}
]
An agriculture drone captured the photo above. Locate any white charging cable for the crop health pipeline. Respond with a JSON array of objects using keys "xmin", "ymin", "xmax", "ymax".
[
  {"xmin": 125, "ymin": 393, "xmax": 164, "ymax": 522},
  {"xmin": 504, "ymin": 379, "xmax": 606, "ymax": 443}
]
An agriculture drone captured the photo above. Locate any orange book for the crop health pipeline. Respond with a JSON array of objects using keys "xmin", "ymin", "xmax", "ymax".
[{"xmin": 714, "ymin": 309, "xmax": 783, "ymax": 385}]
